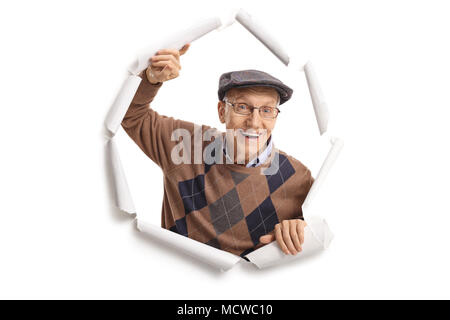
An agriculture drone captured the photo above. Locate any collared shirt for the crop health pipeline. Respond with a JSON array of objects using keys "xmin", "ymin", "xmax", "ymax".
[{"xmin": 223, "ymin": 135, "xmax": 273, "ymax": 168}]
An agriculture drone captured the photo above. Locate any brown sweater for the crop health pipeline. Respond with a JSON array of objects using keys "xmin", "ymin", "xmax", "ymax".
[{"xmin": 121, "ymin": 73, "xmax": 314, "ymax": 257}]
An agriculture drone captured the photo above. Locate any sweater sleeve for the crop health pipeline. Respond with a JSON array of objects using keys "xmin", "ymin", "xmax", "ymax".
[{"xmin": 120, "ymin": 70, "xmax": 196, "ymax": 172}]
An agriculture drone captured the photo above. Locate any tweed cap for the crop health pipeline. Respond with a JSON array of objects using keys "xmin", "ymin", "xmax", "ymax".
[{"xmin": 218, "ymin": 69, "xmax": 293, "ymax": 105}]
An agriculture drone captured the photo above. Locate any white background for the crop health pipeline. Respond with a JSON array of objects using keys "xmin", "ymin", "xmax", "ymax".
[{"xmin": 1, "ymin": 0, "xmax": 449, "ymax": 299}]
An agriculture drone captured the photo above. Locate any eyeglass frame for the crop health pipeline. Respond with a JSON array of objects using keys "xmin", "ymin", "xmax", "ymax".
[{"xmin": 223, "ymin": 99, "xmax": 281, "ymax": 119}]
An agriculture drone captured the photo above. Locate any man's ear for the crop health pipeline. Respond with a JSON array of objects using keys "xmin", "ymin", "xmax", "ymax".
[{"xmin": 218, "ymin": 101, "xmax": 226, "ymax": 124}]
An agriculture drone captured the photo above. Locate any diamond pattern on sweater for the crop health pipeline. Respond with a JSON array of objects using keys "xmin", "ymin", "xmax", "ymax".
[
  {"xmin": 265, "ymin": 153, "xmax": 295, "ymax": 193},
  {"xmin": 245, "ymin": 196, "xmax": 279, "ymax": 245},
  {"xmin": 209, "ymin": 188, "xmax": 244, "ymax": 235},
  {"xmin": 178, "ymin": 174, "xmax": 208, "ymax": 214}
]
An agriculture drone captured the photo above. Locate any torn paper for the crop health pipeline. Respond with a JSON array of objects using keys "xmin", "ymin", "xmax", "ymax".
[
  {"xmin": 235, "ymin": 9, "xmax": 290, "ymax": 66},
  {"xmin": 137, "ymin": 220, "xmax": 241, "ymax": 271},
  {"xmin": 304, "ymin": 61, "xmax": 330, "ymax": 135},
  {"xmin": 106, "ymin": 138, "xmax": 136, "ymax": 214},
  {"xmin": 105, "ymin": 75, "xmax": 142, "ymax": 136}
]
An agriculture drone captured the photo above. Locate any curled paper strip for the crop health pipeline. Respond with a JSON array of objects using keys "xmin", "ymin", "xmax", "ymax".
[
  {"xmin": 304, "ymin": 61, "xmax": 330, "ymax": 135},
  {"xmin": 106, "ymin": 138, "xmax": 136, "ymax": 214},
  {"xmin": 105, "ymin": 75, "xmax": 142, "ymax": 136},
  {"xmin": 235, "ymin": 9, "xmax": 290, "ymax": 66},
  {"xmin": 137, "ymin": 220, "xmax": 241, "ymax": 271},
  {"xmin": 128, "ymin": 17, "xmax": 222, "ymax": 75}
]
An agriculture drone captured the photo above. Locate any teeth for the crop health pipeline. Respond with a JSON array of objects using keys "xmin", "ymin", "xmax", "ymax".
[{"xmin": 241, "ymin": 131, "xmax": 260, "ymax": 138}]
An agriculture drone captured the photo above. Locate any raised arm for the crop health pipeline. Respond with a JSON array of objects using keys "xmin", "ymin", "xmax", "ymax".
[{"xmin": 121, "ymin": 44, "xmax": 193, "ymax": 172}]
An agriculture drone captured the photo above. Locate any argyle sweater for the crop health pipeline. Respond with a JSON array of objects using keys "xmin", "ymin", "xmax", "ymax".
[{"xmin": 121, "ymin": 73, "xmax": 314, "ymax": 257}]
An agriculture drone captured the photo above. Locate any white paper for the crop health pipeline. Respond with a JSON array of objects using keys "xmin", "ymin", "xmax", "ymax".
[
  {"xmin": 304, "ymin": 61, "xmax": 330, "ymax": 135},
  {"xmin": 128, "ymin": 17, "xmax": 222, "ymax": 75},
  {"xmin": 104, "ymin": 75, "xmax": 142, "ymax": 136},
  {"xmin": 137, "ymin": 220, "xmax": 241, "ymax": 271},
  {"xmin": 106, "ymin": 138, "xmax": 136, "ymax": 214},
  {"xmin": 235, "ymin": 9, "xmax": 290, "ymax": 66}
]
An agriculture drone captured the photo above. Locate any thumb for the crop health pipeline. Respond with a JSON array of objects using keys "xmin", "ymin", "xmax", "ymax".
[
  {"xmin": 259, "ymin": 233, "xmax": 275, "ymax": 244},
  {"xmin": 179, "ymin": 43, "xmax": 190, "ymax": 56}
]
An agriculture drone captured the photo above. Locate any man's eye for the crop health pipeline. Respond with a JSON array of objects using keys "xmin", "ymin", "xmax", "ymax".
[
  {"xmin": 237, "ymin": 104, "xmax": 249, "ymax": 110},
  {"xmin": 262, "ymin": 107, "xmax": 272, "ymax": 113}
]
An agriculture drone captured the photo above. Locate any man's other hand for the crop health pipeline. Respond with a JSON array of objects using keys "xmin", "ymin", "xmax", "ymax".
[
  {"xmin": 259, "ymin": 219, "xmax": 306, "ymax": 255},
  {"xmin": 146, "ymin": 43, "xmax": 190, "ymax": 84}
]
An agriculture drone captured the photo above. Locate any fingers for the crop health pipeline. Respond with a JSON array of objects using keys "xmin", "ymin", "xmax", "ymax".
[
  {"xmin": 291, "ymin": 221, "xmax": 302, "ymax": 252},
  {"xmin": 155, "ymin": 48, "xmax": 181, "ymax": 60},
  {"xmin": 179, "ymin": 43, "xmax": 190, "ymax": 55},
  {"xmin": 259, "ymin": 233, "xmax": 274, "ymax": 244},
  {"xmin": 147, "ymin": 63, "xmax": 177, "ymax": 83},
  {"xmin": 282, "ymin": 220, "xmax": 297, "ymax": 255},
  {"xmin": 151, "ymin": 60, "xmax": 179, "ymax": 72},
  {"xmin": 274, "ymin": 219, "xmax": 307, "ymax": 255},
  {"xmin": 157, "ymin": 64, "xmax": 177, "ymax": 79},
  {"xmin": 157, "ymin": 43, "xmax": 190, "ymax": 57},
  {"xmin": 275, "ymin": 224, "xmax": 290, "ymax": 255},
  {"xmin": 146, "ymin": 45, "xmax": 189, "ymax": 83},
  {"xmin": 297, "ymin": 221, "xmax": 305, "ymax": 246},
  {"xmin": 151, "ymin": 54, "xmax": 181, "ymax": 69}
]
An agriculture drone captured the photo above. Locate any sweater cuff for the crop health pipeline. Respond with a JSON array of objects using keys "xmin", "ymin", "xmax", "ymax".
[{"xmin": 131, "ymin": 69, "xmax": 163, "ymax": 105}]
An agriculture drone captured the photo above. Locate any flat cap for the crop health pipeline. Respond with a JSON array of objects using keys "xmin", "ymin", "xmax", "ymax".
[{"xmin": 218, "ymin": 69, "xmax": 293, "ymax": 105}]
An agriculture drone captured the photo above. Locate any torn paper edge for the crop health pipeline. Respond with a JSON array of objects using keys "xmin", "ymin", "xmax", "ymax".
[
  {"xmin": 235, "ymin": 8, "xmax": 290, "ymax": 66},
  {"xmin": 106, "ymin": 138, "xmax": 136, "ymax": 214},
  {"xmin": 137, "ymin": 220, "xmax": 241, "ymax": 271},
  {"xmin": 104, "ymin": 75, "xmax": 142, "ymax": 136},
  {"xmin": 217, "ymin": 9, "xmax": 239, "ymax": 31},
  {"xmin": 304, "ymin": 61, "xmax": 330, "ymax": 135},
  {"xmin": 245, "ymin": 137, "xmax": 343, "ymax": 269}
]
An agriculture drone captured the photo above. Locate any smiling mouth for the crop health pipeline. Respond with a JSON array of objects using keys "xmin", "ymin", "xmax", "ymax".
[{"xmin": 239, "ymin": 130, "xmax": 263, "ymax": 139}]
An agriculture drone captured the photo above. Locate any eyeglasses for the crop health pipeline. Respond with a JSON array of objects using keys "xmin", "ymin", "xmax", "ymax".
[{"xmin": 224, "ymin": 100, "xmax": 280, "ymax": 119}]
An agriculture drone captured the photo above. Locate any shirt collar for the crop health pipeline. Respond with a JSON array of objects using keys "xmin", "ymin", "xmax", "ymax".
[{"xmin": 223, "ymin": 134, "xmax": 273, "ymax": 168}]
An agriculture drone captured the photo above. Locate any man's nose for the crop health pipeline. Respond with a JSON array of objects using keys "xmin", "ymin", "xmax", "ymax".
[{"xmin": 247, "ymin": 109, "xmax": 263, "ymax": 129}]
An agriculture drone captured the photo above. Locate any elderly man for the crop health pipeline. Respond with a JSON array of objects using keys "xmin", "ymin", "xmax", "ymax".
[{"xmin": 121, "ymin": 44, "xmax": 314, "ymax": 257}]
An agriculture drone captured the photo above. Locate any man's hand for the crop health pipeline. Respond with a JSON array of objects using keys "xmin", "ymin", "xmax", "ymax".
[
  {"xmin": 259, "ymin": 219, "xmax": 307, "ymax": 255},
  {"xmin": 146, "ymin": 43, "xmax": 190, "ymax": 84}
]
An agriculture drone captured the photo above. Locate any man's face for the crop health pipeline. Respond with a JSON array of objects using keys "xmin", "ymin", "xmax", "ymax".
[{"xmin": 217, "ymin": 86, "xmax": 279, "ymax": 164}]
